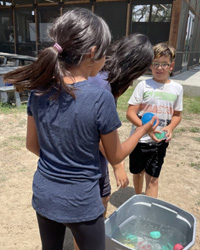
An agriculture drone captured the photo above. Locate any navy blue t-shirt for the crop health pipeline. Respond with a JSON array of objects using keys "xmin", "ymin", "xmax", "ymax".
[
  {"xmin": 27, "ymin": 80, "xmax": 121, "ymax": 223},
  {"xmin": 88, "ymin": 72, "xmax": 111, "ymax": 177}
]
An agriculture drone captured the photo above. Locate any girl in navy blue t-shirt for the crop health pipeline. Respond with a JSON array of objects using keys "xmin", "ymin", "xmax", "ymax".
[{"xmin": 4, "ymin": 8, "xmax": 158, "ymax": 250}]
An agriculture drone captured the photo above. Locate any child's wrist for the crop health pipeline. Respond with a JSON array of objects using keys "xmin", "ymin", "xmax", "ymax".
[{"xmin": 137, "ymin": 125, "xmax": 147, "ymax": 136}]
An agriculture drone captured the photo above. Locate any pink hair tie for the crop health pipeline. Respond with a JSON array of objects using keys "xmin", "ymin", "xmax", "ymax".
[{"xmin": 53, "ymin": 43, "xmax": 63, "ymax": 54}]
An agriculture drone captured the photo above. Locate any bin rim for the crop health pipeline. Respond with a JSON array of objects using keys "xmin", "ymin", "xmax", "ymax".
[{"xmin": 105, "ymin": 194, "xmax": 196, "ymax": 249}]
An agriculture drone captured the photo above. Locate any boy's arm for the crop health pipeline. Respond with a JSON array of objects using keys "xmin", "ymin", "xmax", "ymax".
[
  {"xmin": 126, "ymin": 104, "xmax": 142, "ymax": 127},
  {"xmin": 99, "ymin": 141, "xmax": 129, "ymax": 188},
  {"xmin": 112, "ymin": 161, "xmax": 129, "ymax": 189},
  {"xmin": 163, "ymin": 110, "xmax": 182, "ymax": 142}
]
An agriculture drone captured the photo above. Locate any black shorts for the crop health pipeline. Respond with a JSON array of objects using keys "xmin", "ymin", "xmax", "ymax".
[
  {"xmin": 99, "ymin": 171, "xmax": 111, "ymax": 198},
  {"xmin": 129, "ymin": 141, "xmax": 169, "ymax": 178}
]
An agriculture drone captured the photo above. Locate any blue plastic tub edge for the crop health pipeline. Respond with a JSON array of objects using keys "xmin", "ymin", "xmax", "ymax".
[{"xmin": 105, "ymin": 194, "xmax": 196, "ymax": 250}]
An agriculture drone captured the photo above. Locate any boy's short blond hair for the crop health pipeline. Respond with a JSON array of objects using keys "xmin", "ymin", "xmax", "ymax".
[{"xmin": 153, "ymin": 43, "xmax": 176, "ymax": 62}]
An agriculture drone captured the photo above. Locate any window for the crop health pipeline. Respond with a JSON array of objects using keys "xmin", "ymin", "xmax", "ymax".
[
  {"xmin": 37, "ymin": 0, "xmax": 59, "ymax": 3},
  {"xmin": 182, "ymin": 11, "xmax": 195, "ymax": 66},
  {"xmin": 94, "ymin": 1, "xmax": 127, "ymax": 41},
  {"xmin": 63, "ymin": 0, "xmax": 88, "ymax": 2},
  {"xmin": 0, "ymin": 9, "xmax": 14, "ymax": 53},
  {"xmin": 132, "ymin": 4, "xmax": 172, "ymax": 23},
  {"xmin": 0, "ymin": 0, "xmax": 12, "ymax": 6},
  {"xmin": 131, "ymin": 3, "xmax": 172, "ymax": 45},
  {"xmin": 14, "ymin": 0, "xmax": 33, "ymax": 4},
  {"xmin": 37, "ymin": 6, "xmax": 60, "ymax": 49},
  {"xmin": 15, "ymin": 8, "xmax": 36, "ymax": 56},
  {"xmin": 132, "ymin": 5, "xmax": 150, "ymax": 22},
  {"xmin": 151, "ymin": 4, "xmax": 172, "ymax": 22}
]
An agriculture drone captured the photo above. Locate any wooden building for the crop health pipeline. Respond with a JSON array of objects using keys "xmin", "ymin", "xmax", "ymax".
[{"xmin": 0, "ymin": 0, "xmax": 200, "ymax": 73}]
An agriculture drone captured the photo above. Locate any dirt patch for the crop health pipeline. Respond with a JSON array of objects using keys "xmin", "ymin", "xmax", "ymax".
[{"xmin": 0, "ymin": 112, "xmax": 199, "ymax": 249}]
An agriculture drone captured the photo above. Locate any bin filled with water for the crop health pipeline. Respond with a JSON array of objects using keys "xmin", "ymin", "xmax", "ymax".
[{"xmin": 105, "ymin": 195, "xmax": 196, "ymax": 250}]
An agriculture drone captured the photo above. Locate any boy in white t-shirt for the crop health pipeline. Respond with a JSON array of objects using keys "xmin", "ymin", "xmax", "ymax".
[{"xmin": 126, "ymin": 43, "xmax": 183, "ymax": 198}]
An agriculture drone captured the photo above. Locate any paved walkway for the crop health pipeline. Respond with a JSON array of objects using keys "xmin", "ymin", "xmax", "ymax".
[{"xmin": 136, "ymin": 65, "xmax": 200, "ymax": 97}]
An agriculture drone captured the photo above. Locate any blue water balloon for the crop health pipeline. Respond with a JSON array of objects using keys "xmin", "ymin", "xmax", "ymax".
[{"xmin": 142, "ymin": 112, "xmax": 156, "ymax": 126}]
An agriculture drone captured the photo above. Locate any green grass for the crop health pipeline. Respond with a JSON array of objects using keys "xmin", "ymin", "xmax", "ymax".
[
  {"xmin": 189, "ymin": 127, "xmax": 200, "ymax": 133},
  {"xmin": 183, "ymin": 96, "xmax": 200, "ymax": 114},
  {"xmin": 174, "ymin": 127, "xmax": 187, "ymax": 133},
  {"xmin": 8, "ymin": 135, "xmax": 26, "ymax": 142},
  {"xmin": 2, "ymin": 135, "xmax": 26, "ymax": 149},
  {"xmin": 190, "ymin": 162, "xmax": 200, "ymax": 170},
  {"xmin": 0, "ymin": 102, "xmax": 27, "ymax": 114},
  {"xmin": 193, "ymin": 137, "xmax": 200, "ymax": 142},
  {"xmin": 0, "ymin": 176, "xmax": 7, "ymax": 183},
  {"xmin": 172, "ymin": 127, "xmax": 187, "ymax": 138},
  {"xmin": 117, "ymin": 87, "xmax": 133, "ymax": 122}
]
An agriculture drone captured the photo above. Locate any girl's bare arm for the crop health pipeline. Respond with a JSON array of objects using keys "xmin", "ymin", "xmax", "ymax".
[
  {"xmin": 100, "ymin": 116, "xmax": 158, "ymax": 165},
  {"xmin": 26, "ymin": 115, "xmax": 40, "ymax": 157}
]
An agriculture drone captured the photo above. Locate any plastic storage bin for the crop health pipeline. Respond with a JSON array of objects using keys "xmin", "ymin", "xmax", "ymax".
[{"xmin": 105, "ymin": 195, "xmax": 196, "ymax": 250}]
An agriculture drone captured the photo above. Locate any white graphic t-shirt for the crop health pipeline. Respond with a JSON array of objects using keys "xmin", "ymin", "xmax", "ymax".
[{"xmin": 128, "ymin": 78, "xmax": 183, "ymax": 143}]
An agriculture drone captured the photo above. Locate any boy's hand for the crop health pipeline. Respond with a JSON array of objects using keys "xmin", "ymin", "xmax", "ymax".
[
  {"xmin": 162, "ymin": 126, "xmax": 173, "ymax": 142},
  {"xmin": 113, "ymin": 162, "xmax": 129, "ymax": 189},
  {"xmin": 150, "ymin": 126, "xmax": 172, "ymax": 143},
  {"xmin": 149, "ymin": 130, "xmax": 163, "ymax": 142}
]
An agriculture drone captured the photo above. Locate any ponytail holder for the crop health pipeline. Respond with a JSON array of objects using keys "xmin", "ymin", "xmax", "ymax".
[{"xmin": 53, "ymin": 43, "xmax": 63, "ymax": 54}]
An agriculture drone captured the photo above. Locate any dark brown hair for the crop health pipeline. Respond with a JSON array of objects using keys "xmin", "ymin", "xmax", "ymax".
[
  {"xmin": 102, "ymin": 33, "xmax": 154, "ymax": 98},
  {"xmin": 4, "ymin": 8, "xmax": 111, "ymax": 98}
]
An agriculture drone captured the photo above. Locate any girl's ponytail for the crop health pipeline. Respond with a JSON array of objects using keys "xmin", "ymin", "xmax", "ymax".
[
  {"xmin": 4, "ymin": 8, "xmax": 111, "ymax": 99},
  {"xmin": 4, "ymin": 47, "xmax": 58, "ymax": 92},
  {"xmin": 4, "ymin": 46, "xmax": 76, "ymax": 98}
]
